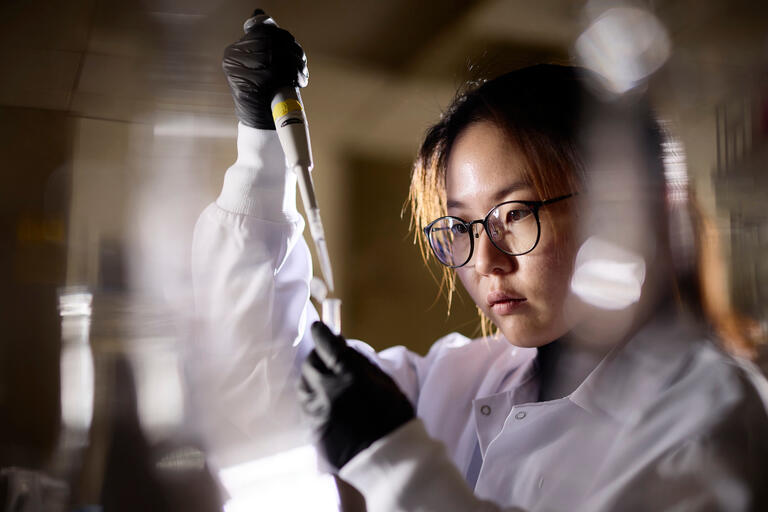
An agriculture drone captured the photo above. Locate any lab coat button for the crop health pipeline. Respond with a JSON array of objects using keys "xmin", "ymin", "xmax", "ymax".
[
  {"xmin": 515, "ymin": 411, "xmax": 527, "ymax": 420},
  {"xmin": 480, "ymin": 405, "xmax": 491, "ymax": 416}
]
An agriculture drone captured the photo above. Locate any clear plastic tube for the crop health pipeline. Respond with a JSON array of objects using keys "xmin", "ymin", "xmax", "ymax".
[{"xmin": 322, "ymin": 298, "xmax": 342, "ymax": 335}]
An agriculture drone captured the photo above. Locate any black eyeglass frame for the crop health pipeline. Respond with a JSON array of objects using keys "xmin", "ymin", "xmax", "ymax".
[{"xmin": 423, "ymin": 193, "xmax": 574, "ymax": 268}]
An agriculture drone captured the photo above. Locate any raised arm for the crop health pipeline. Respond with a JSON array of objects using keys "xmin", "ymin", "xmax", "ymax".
[{"xmin": 188, "ymin": 11, "xmax": 315, "ymax": 469}]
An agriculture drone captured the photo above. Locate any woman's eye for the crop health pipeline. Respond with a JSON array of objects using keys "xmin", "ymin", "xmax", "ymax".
[
  {"xmin": 452, "ymin": 224, "xmax": 469, "ymax": 235},
  {"xmin": 506, "ymin": 209, "xmax": 532, "ymax": 222}
]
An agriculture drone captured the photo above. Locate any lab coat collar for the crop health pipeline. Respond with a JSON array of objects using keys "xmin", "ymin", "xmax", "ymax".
[{"xmin": 568, "ymin": 308, "xmax": 705, "ymax": 426}]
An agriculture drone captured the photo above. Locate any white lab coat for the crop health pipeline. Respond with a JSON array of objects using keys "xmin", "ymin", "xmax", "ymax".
[{"xmin": 191, "ymin": 124, "xmax": 768, "ymax": 511}]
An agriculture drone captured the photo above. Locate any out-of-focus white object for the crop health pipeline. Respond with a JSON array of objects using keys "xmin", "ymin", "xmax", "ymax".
[
  {"xmin": 58, "ymin": 289, "xmax": 94, "ymax": 433},
  {"xmin": 571, "ymin": 236, "xmax": 647, "ymax": 310},
  {"xmin": 131, "ymin": 340, "xmax": 185, "ymax": 440},
  {"xmin": 575, "ymin": 5, "xmax": 671, "ymax": 95},
  {"xmin": 219, "ymin": 444, "xmax": 339, "ymax": 512},
  {"xmin": 59, "ymin": 290, "xmax": 93, "ymax": 318},
  {"xmin": 310, "ymin": 275, "xmax": 328, "ymax": 303},
  {"xmin": 156, "ymin": 446, "xmax": 207, "ymax": 471}
]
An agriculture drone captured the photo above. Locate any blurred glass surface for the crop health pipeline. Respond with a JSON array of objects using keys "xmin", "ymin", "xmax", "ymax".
[
  {"xmin": 576, "ymin": 3, "xmax": 671, "ymax": 94},
  {"xmin": 59, "ymin": 289, "xmax": 94, "ymax": 434},
  {"xmin": 219, "ymin": 445, "xmax": 338, "ymax": 512},
  {"xmin": 0, "ymin": 0, "xmax": 766, "ymax": 509}
]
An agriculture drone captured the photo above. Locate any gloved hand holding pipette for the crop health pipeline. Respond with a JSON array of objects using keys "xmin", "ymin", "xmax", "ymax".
[
  {"xmin": 223, "ymin": 8, "xmax": 336, "ymax": 295},
  {"xmin": 222, "ymin": 8, "xmax": 308, "ymax": 130}
]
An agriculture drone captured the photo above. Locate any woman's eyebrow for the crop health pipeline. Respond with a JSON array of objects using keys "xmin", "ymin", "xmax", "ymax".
[
  {"xmin": 492, "ymin": 181, "xmax": 532, "ymax": 202},
  {"xmin": 446, "ymin": 182, "xmax": 531, "ymax": 210}
]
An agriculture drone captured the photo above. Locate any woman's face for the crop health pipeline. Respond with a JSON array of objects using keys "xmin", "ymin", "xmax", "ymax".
[{"xmin": 445, "ymin": 121, "xmax": 579, "ymax": 348}]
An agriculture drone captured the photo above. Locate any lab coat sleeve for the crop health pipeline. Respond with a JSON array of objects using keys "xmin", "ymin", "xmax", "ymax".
[
  {"xmin": 339, "ymin": 419, "xmax": 524, "ymax": 512},
  {"xmin": 190, "ymin": 123, "xmax": 317, "ymax": 468}
]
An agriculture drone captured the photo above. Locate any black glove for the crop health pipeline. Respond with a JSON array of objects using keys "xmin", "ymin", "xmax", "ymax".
[
  {"xmin": 298, "ymin": 322, "xmax": 415, "ymax": 471},
  {"xmin": 222, "ymin": 9, "xmax": 308, "ymax": 129}
]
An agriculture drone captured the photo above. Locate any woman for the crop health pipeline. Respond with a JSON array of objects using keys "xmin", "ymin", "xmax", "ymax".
[{"xmin": 192, "ymin": 11, "xmax": 768, "ymax": 511}]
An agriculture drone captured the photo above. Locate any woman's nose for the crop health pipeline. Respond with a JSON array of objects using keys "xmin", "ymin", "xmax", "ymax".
[{"xmin": 472, "ymin": 226, "xmax": 516, "ymax": 276}]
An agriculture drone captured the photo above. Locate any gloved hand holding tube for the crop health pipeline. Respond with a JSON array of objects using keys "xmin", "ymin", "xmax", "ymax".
[{"xmin": 299, "ymin": 322, "xmax": 415, "ymax": 471}]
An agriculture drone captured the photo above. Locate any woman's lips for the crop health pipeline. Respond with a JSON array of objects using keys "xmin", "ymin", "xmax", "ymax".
[{"xmin": 487, "ymin": 291, "xmax": 527, "ymax": 315}]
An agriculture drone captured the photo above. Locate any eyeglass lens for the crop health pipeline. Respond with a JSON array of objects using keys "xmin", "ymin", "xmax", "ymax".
[{"xmin": 428, "ymin": 203, "xmax": 538, "ymax": 266}]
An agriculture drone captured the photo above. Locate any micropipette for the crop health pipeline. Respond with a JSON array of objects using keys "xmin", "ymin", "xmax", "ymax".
[{"xmin": 243, "ymin": 13, "xmax": 336, "ymax": 294}]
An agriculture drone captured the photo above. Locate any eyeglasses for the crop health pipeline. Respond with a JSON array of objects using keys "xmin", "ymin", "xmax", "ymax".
[{"xmin": 423, "ymin": 194, "xmax": 574, "ymax": 268}]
